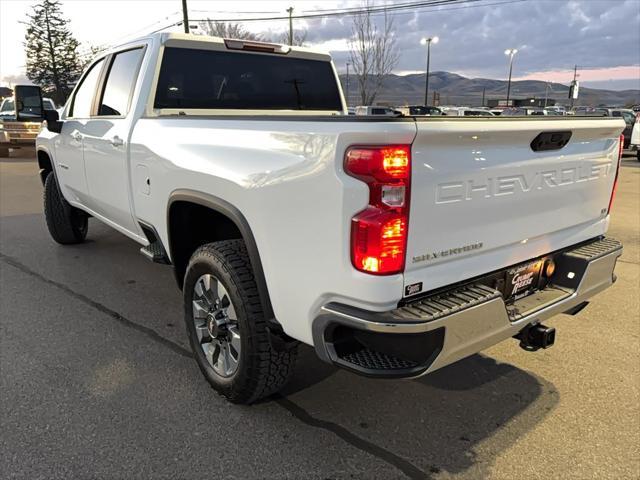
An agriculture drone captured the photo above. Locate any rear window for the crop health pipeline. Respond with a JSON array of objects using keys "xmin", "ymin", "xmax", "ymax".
[{"xmin": 154, "ymin": 47, "xmax": 342, "ymax": 111}]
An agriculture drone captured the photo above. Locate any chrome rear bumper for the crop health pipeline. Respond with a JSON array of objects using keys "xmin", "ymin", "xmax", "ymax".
[{"xmin": 312, "ymin": 237, "xmax": 622, "ymax": 378}]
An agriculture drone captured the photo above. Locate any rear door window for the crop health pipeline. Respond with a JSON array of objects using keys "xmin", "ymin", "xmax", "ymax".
[
  {"xmin": 154, "ymin": 47, "xmax": 342, "ymax": 111},
  {"xmin": 98, "ymin": 48, "xmax": 145, "ymax": 116}
]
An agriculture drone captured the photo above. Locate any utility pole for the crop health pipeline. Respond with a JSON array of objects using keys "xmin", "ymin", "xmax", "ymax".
[
  {"xmin": 481, "ymin": 87, "xmax": 486, "ymax": 107},
  {"xmin": 287, "ymin": 7, "xmax": 294, "ymax": 46},
  {"xmin": 181, "ymin": 0, "xmax": 189, "ymax": 33},
  {"xmin": 570, "ymin": 64, "xmax": 578, "ymax": 108},
  {"xmin": 346, "ymin": 62, "xmax": 350, "ymax": 107}
]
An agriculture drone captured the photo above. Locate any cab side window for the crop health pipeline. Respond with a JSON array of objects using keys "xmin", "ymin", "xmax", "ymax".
[
  {"xmin": 70, "ymin": 58, "xmax": 105, "ymax": 118},
  {"xmin": 98, "ymin": 48, "xmax": 144, "ymax": 117}
]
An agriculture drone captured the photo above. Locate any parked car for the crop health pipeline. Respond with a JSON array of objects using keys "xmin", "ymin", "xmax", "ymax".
[
  {"xmin": 501, "ymin": 107, "xmax": 547, "ymax": 116},
  {"xmin": 544, "ymin": 105, "xmax": 567, "ymax": 115},
  {"xmin": 354, "ymin": 105, "xmax": 401, "ymax": 116},
  {"xmin": 609, "ymin": 109, "xmax": 636, "ymax": 148},
  {"xmin": 34, "ymin": 33, "xmax": 624, "ymax": 404},
  {"xmin": 442, "ymin": 107, "xmax": 495, "ymax": 116},
  {"xmin": 0, "ymin": 88, "xmax": 56, "ymax": 156},
  {"xmin": 394, "ymin": 105, "xmax": 442, "ymax": 116},
  {"xmin": 576, "ymin": 108, "xmax": 636, "ymax": 148},
  {"xmin": 0, "ymin": 96, "xmax": 57, "ymax": 115}
]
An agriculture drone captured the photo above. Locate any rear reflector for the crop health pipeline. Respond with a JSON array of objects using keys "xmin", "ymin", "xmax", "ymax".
[{"xmin": 345, "ymin": 145, "xmax": 411, "ymax": 275}]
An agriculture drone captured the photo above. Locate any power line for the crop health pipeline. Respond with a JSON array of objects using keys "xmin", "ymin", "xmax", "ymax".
[
  {"xmin": 184, "ymin": 0, "xmax": 526, "ymax": 24},
  {"xmin": 88, "ymin": 0, "xmax": 527, "ymax": 58},
  {"xmin": 188, "ymin": 0, "xmax": 483, "ymax": 23}
]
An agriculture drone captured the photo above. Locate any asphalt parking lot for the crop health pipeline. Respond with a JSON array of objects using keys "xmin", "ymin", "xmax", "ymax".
[{"xmin": 1, "ymin": 147, "xmax": 638, "ymax": 480}]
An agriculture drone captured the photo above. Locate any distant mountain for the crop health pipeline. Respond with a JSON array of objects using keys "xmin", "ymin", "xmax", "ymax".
[{"xmin": 339, "ymin": 71, "xmax": 640, "ymax": 107}]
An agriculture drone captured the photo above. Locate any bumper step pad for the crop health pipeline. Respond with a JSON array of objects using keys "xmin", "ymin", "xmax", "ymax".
[
  {"xmin": 394, "ymin": 284, "xmax": 501, "ymax": 321},
  {"xmin": 565, "ymin": 237, "xmax": 622, "ymax": 261}
]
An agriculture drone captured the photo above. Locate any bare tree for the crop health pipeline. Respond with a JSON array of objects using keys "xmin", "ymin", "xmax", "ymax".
[
  {"xmin": 349, "ymin": 1, "xmax": 399, "ymax": 105},
  {"xmin": 199, "ymin": 19, "xmax": 264, "ymax": 41},
  {"xmin": 280, "ymin": 29, "xmax": 308, "ymax": 47}
]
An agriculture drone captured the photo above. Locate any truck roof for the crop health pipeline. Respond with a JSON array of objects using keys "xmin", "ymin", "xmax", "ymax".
[{"xmin": 109, "ymin": 32, "xmax": 332, "ymax": 63}]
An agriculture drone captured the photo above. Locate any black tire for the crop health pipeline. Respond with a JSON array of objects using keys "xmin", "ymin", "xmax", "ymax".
[
  {"xmin": 43, "ymin": 173, "xmax": 88, "ymax": 244},
  {"xmin": 636, "ymin": 149, "xmax": 639, "ymax": 162},
  {"xmin": 184, "ymin": 240, "xmax": 297, "ymax": 404},
  {"xmin": 0, "ymin": 146, "xmax": 9, "ymax": 157}
]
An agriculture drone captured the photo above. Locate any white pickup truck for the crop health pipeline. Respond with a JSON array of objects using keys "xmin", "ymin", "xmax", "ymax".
[{"xmin": 35, "ymin": 33, "xmax": 624, "ymax": 404}]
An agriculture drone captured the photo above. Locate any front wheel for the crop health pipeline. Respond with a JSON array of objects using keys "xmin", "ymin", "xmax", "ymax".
[
  {"xmin": 43, "ymin": 173, "xmax": 88, "ymax": 244},
  {"xmin": 183, "ymin": 240, "xmax": 297, "ymax": 404}
]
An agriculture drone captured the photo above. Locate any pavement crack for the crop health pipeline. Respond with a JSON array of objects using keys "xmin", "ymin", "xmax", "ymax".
[
  {"xmin": 0, "ymin": 252, "xmax": 193, "ymax": 359},
  {"xmin": 275, "ymin": 395, "xmax": 429, "ymax": 480}
]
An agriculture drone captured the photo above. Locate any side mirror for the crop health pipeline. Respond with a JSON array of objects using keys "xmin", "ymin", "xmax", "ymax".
[
  {"xmin": 14, "ymin": 85, "xmax": 44, "ymax": 122},
  {"xmin": 44, "ymin": 109, "xmax": 63, "ymax": 134}
]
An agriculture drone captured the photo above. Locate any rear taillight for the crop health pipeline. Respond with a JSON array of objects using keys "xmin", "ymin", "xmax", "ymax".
[
  {"xmin": 608, "ymin": 133, "xmax": 624, "ymax": 213},
  {"xmin": 345, "ymin": 145, "xmax": 410, "ymax": 275}
]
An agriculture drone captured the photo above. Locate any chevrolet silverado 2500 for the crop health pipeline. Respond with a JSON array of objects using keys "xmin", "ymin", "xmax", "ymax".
[{"xmin": 35, "ymin": 33, "xmax": 624, "ymax": 404}]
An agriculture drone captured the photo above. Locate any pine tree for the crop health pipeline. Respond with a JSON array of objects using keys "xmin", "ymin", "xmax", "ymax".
[{"xmin": 24, "ymin": 0, "xmax": 82, "ymax": 104}]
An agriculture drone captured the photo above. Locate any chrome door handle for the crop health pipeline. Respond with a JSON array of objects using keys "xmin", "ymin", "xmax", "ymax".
[
  {"xmin": 71, "ymin": 132, "xmax": 82, "ymax": 141},
  {"xmin": 110, "ymin": 135, "xmax": 124, "ymax": 147}
]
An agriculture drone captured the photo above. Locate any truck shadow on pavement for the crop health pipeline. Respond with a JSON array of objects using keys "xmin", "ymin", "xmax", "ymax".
[
  {"xmin": 283, "ymin": 346, "xmax": 558, "ymax": 479},
  {"xmin": 0, "ymin": 213, "xmax": 559, "ymax": 480}
]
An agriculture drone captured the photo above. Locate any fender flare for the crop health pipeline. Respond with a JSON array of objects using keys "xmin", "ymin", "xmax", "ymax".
[{"xmin": 167, "ymin": 189, "xmax": 276, "ymax": 322}]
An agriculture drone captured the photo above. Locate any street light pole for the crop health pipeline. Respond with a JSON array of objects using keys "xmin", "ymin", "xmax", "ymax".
[
  {"xmin": 544, "ymin": 83, "xmax": 550, "ymax": 107},
  {"xmin": 504, "ymin": 48, "xmax": 518, "ymax": 106},
  {"xmin": 421, "ymin": 36, "xmax": 439, "ymax": 106}
]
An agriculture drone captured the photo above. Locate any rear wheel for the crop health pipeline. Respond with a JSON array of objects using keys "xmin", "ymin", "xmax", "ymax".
[
  {"xmin": 43, "ymin": 173, "xmax": 88, "ymax": 244},
  {"xmin": 0, "ymin": 146, "xmax": 9, "ymax": 157},
  {"xmin": 183, "ymin": 240, "xmax": 297, "ymax": 404}
]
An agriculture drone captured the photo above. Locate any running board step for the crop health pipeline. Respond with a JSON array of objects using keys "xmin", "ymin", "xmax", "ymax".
[{"xmin": 140, "ymin": 241, "xmax": 171, "ymax": 264}]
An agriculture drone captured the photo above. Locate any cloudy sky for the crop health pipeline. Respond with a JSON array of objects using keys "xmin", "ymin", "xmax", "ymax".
[{"xmin": 1, "ymin": 0, "xmax": 639, "ymax": 90}]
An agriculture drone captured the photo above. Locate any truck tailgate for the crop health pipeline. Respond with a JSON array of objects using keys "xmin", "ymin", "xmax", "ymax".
[{"xmin": 404, "ymin": 117, "xmax": 624, "ymax": 295}]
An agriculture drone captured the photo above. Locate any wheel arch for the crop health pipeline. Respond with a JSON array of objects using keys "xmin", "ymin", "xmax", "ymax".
[
  {"xmin": 167, "ymin": 189, "xmax": 275, "ymax": 322},
  {"xmin": 36, "ymin": 147, "xmax": 54, "ymax": 185}
]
